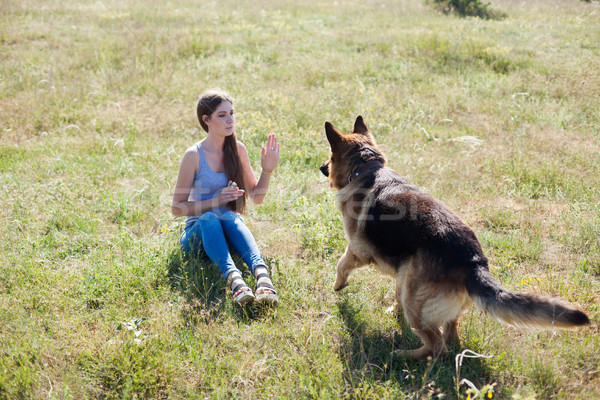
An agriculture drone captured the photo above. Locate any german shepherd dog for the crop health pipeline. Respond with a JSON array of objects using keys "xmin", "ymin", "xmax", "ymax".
[{"xmin": 320, "ymin": 116, "xmax": 590, "ymax": 360}]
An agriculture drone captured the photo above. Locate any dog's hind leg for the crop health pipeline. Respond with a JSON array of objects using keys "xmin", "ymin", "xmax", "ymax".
[
  {"xmin": 444, "ymin": 294, "xmax": 470, "ymax": 345},
  {"xmin": 395, "ymin": 283, "xmax": 467, "ymax": 360},
  {"xmin": 396, "ymin": 326, "xmax": 447, "ymax": 360},
  {"xmin": 444, "ymin": 319, "xmax": 460, "ymax": 345},
  {"xmin": 395, "ymin": 295, "xmax": 447, "ymax": 360},
  {"xmin": 333, "ymin": 246, "xmax": 366, "ymax": 291}
]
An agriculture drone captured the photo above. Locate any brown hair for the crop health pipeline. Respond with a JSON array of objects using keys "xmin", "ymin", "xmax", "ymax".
[{"xmin": 196, "ymin": 89, "xmax": 246, "ymax": 214}]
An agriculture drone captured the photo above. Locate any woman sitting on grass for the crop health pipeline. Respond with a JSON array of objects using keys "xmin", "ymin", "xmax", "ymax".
[{"xmin": 171, "ymin": 89, "xmax": 279, "ymax": 307}]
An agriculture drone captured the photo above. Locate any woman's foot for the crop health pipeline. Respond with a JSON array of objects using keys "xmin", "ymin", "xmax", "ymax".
[
  {"xmin": 254, "ymin": 266, "xmax": 278, "ymax": 307},
  {"xmin": 227, "ymin": 271, "xmax": 254, "ymax": 306}
]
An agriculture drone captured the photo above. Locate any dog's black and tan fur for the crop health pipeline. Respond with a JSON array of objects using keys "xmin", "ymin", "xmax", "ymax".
[{"xmin": 321, "ymin": 116, "xmax": 590, "ymax": 360}]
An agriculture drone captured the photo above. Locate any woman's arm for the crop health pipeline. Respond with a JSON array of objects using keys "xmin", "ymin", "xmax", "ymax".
[
  {"xmin": 171, "ymin": 147, "xmax": 243, "ymax": 216},
  {"xmin": 239, "ymin": 135, "xmax": 279, "ymax": 204}
]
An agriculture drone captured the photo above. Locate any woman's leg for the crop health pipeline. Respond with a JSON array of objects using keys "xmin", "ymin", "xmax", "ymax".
[
  {"xmin": 196, "ymin": 212, "xmax": 240, "ymax": 281},
  {"xmin": 221, "ymin": 212, "xmax": 277, "ymax": 304},
  {"xmin": 219, "ymin": 212, "xmax": 266, "ymax": 275},
  {"xmin": 181, "ymin": 213, "xmax": 254, "ymax": 305}
]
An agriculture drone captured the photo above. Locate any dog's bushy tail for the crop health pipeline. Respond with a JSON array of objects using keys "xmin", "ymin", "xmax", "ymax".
[{"xmin": 466, "ymin": 265, "xmax": 590, "ymax": 329}]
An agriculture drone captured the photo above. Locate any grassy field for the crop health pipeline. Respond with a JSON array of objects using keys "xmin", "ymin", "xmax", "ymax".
[{"xmin": 1, "ymin": 0, "xmax": 599, "ymax": 398}]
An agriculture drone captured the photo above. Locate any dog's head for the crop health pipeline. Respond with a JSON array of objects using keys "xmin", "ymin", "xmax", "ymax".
[{"xmin": 320, "ymin": 115, "xmax": 385, "ymax": 189}]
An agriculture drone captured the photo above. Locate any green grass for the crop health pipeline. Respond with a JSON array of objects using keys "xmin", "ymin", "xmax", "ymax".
[{"xmin": 1, "ymin": 0, "xmax": 599, "ymax": 398}]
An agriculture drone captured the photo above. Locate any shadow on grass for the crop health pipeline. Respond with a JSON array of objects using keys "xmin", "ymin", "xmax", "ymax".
[
  {"xmin": 335, "ymin": 296, "xmax": 492, "ymax": 398},
  {"xmin": 165, "ymin": 249, "xmax": 271, "ymax": 324}
]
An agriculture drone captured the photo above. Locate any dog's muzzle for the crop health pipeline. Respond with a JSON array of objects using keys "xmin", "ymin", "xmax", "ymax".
[{"xmin": 319, "ymin": 162, "xmax": 329, "ymax": 177}]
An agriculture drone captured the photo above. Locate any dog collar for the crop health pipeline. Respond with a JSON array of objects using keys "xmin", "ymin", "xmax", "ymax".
[{"xmin": 348, "ymin": 160, "xmax": 383, "ymax": 182}]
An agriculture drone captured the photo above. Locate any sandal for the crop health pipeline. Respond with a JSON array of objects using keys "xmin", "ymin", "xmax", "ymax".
[
  {"xmin": 254, "ymin": 266, "xmax": 278, "ymax": 307},
  {"xmin": 227, "ymin": 272, "xmax": 255, "ymax": 306}
]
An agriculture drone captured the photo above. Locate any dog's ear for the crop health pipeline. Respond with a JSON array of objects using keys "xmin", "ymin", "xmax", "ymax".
[
  {"xmin": 325, "ymin": 121, "xmax": 343, "ymax": 149},
  {"xmin": 353, "ymin": 115, "xmax": 369, "ymax": 135}
]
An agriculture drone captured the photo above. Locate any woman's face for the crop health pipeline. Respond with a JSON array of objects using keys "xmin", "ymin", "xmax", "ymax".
[{"xmin": 204, "ymin": 101, "xmax": 234, "ymax": 138}]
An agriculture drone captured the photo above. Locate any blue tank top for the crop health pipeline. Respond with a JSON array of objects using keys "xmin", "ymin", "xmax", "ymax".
[{"xmin": 185, "ymin": 143, "xmax": 230, "ymax": 227}]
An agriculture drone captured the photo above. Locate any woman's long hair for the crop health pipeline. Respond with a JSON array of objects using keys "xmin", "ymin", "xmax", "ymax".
[{"xmin": 196, "ymin": 89, "xmax": 246, "ymax": 214}]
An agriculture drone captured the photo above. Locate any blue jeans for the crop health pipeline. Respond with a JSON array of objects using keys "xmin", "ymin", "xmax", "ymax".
[{"xmin": 180, "ymin": 211, "xmax": 266, "ymax": 280}]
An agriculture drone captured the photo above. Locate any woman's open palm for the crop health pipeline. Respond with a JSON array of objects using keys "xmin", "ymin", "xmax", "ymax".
[{"xmin": 261, "ymin": 134, "xmax": 279, "ymax": 173}]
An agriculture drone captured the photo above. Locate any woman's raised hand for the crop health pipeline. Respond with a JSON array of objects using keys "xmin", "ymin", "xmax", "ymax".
[{"xmin": 261, "ymin": 134, "xmax": 280, "ymax": 174}]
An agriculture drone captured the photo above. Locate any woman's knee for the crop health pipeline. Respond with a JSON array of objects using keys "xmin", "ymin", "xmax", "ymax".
[
  {"xmin": 220, "ymin": 212, "xmax": 244, "ymax": 230},
  {"xmin": 221, "ymin": 211, "xmax": 241, "ymax": 222},
  {"xmin": 198, "ymin": 212, "xmax": 224, "ymax": 232},
  {"xmin": 199, "ymin": 211, "xmax": 220, "ymax": 222}
]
